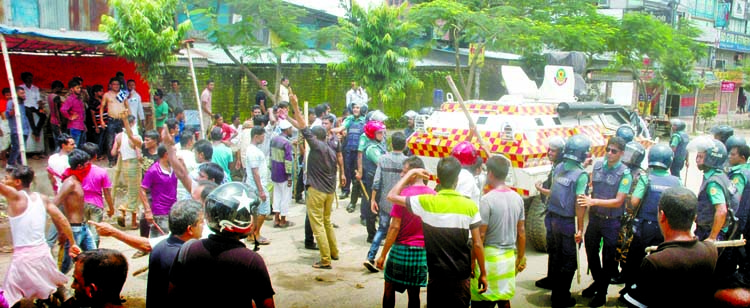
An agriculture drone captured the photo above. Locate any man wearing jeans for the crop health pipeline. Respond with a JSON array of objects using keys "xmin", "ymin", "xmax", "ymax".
[
  {"xmin": 61, "ymin": 79, "xmax": 86, "ymax": 147},
  {"xmin": 364, "ymin": 132, "xmax": 406, "ymax": 272},
  {"xmin": 287, "ymin": 94, "xmax": 339, "ymax": 269},
  {"xmin": 19, "ymin": 72, "xmax": 46, "ymax": 141}
]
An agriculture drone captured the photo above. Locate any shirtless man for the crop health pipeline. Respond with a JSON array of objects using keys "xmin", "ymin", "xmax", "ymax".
[
  {"xmin": 1, "ymin": 165, "xmax": 78, "ymax": 307},
  {"xmin": 54, "ymin": 149, "xmax": 97, "ymax": 274},
  {"xmin": 101, "ymin": 78, "xmax": 129, "ymax": 167}
]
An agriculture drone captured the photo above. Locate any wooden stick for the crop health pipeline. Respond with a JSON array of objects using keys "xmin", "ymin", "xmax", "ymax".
[
  {"xmin": 445, "ymin": 75, "xmax": 493, "ymax": 156},
  {"xmin": 359, "ymin": 179, "xmax": 370, "ymax": 201},
  {"xmin": 0, "ymin": 34, "xmax": 27, "ymax": 165},
  {"xmin": 573, "ymin": 216, "xmax": 581, "ymax": 284},
  {"xmin": 645, "ymin": 238, "xmax": 746, "ymax": 254},
  {"xmin": 132, "ymin": 266, "xmax": 149, "ymax": 277},
  {"xmin": 183, "ymin": 40, "xmax": 205, "ymax": 139}
]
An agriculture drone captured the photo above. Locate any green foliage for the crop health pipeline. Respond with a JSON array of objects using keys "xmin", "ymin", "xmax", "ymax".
[
  {"xmin": 334, "ymin": 3, "xmax": 425, "ymax": 111},
  {"xmin": 100, "ymin": 0, "xmax": 190, "ymax": 87},
  {"xmin": 698, "ymin": 100, "xmax": 719, "ymax": 126},
  {"xmin": 185, "ymin": 0, "xmax": 323, "ymax": 103}
]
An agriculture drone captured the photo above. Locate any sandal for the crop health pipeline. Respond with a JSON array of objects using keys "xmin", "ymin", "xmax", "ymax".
[
  {"xmin": 116, "ymin": 216, "xmax": 125, "ymax": 227},
  {"xmin": 312, "ymin": 261, "xmax": 332, "ymax": 269},
  {"xmin": 257, "ymin": 236, "xmax": 271, "ymax": 245},
  {"xmin": 279, "ymin": 221, "xmax": 295, "ymax": 228}
]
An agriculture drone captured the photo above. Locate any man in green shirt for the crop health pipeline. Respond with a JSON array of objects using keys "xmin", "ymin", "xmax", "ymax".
[
  {"xmin": 153, "ymin": 90, "xmax": 169, "ymax": 134},
  {"xmin": 209, "ymin": 126, "xmax": 234, "ymax": 178},
  {"xmin": 577, "ymin": 136, "xmax": 632, "ymax": 307},
  {"xmin": 620, "ymin": 144, "xmax": 681, "ymax": 295}
]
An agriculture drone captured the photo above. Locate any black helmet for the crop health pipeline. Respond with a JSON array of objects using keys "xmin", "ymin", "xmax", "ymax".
[
  {"xmin": 205, "ymin": 182, "xmax": 259, "ymax": 236},
  {"xmin": 670, "ymin": 119, "xmax": 686, "ymax": 132},
  {"xmin": 699, "ymin": 139, "xmax": 728, "ymax": 170},
  {"xmin": 616, "ymin": 125, "xmax": 635, "ymax": 143},
  {"xmin": 622, "ymin": 141, "xmax": 646, "ymax": 168},
  {"xmin": 562, "ymin": 134, "xmax": 590, "ymax": 163},
  {"xmin": 710, "ymin": 125, "xmax": 734, "ymax": 145},
  {"xmin": 726, "ymin": 135, "xmax": 747, "ymax": 151},
  {"xmin": 647, "ymin": 144, "xmax": 674, "ymax": 169}
]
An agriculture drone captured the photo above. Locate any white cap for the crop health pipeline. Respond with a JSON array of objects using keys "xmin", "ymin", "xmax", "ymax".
[{"xmin": 279, "ymin": 120, "xmax": 292, "ymax": 130}]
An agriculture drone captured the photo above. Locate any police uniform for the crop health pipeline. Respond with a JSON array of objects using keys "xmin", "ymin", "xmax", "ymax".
[
  {"xmin": 623, "ymin": 168, "xmax": 680, "ymax": 288},
  {"xmin": 584, "ymin": 160, "xmax": 632, "ymax": 296},
  {"xmin": 546, "ymin": 159, "xmax": 588, "ymax": 306},
  {"xmin": 362, "ymin": 139, "xmax": 386, "ymax": 242},
  {"xmin": 342, "ymin": 115, "xmax": 365, "ymax": 201},
  {"xmin": 670, "ymin": 129, "xmax": 689, "ymax": 178}
]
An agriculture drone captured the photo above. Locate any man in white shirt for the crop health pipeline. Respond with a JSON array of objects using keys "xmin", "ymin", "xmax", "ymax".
[
  {"xmin": 345, "ymin": 81, "xmax": 368, "ymax": 113},
  {"xmin": 245, "ymin": 126, "xmax": 273, "ymax": 245},
  {"xmin": 278, "ymin": 77, "xmax": 290, "ymax": 103},
  {"xmin": 200, "ymin": 80, "xmax": 214, "ymax": 136},
  {"xmin": 19, "ymin": 72, "xmax": 46, "ymax": 141},
  {"xmin": 47, "ymin": 134, "xmax": 76, "ymax": 193},
  {"xmin": 176, "ymin": 132, "xmax": 198, "ymax": 201},
  {"xmin": 126, "ymin": 79, "xmax": 145, "ymax": 132}
]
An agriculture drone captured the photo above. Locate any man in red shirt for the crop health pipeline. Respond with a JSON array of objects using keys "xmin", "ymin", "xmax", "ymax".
[{"xmin": 211, "ymin": 114, "xmax": 237, "ymax": 145}]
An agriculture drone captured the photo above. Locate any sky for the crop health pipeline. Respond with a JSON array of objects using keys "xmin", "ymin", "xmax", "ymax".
[{"xmin": 283, "ymin": 0, "xmax": 384, "ymax": 17}]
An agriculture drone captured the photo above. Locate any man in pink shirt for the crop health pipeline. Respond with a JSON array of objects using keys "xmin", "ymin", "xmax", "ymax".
[
  {"xmin": 61, "ymin": 79, "xmax": 86, "ymax": 147},
  {"xmin": 375, "ymin": 156, "xmax": 436, "ymax": 308},
  {"xmin": 79, "ymin": 142, "xmax": 114, "ymax": 247}
]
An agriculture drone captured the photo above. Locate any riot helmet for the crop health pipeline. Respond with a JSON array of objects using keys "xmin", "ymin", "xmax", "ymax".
[
  {"xmin": 366, "ymin": 110, "xmax": 388, "ymax": 123},
  {"xmin": 404, "ymin": 110, "xmax": 418, "ymax": 119},
  {"xmin": 205, "ymin": 182, "xmax": 259, "ymax": 236},
  {"xmin": 698, "ymin": 139, "xmax": 728, "ymax": 170},
  {"xmin": 670, "ymin": 119, "xmax": 686, "ymax": 132},
  {"xmin": 622, "ymin": 141, "xmax": 646, "ymax": 168},
  {"xmin": 726, "ymin": 135, "xmax": 747, "ymax": 152},
  {"xmin": 647, "ymin": 144, "xmax": 674, "ymax": 169},
  {"xmin": 710, "ymin": 125, "xmax": 734, "ymax": 145},
  {"xmin": 562, "ymin": 134, "xmax": 591, "ymax": 163},
  {"xmin": 615, "ymin": 125, "xmax": 635, "ymax": 143}
]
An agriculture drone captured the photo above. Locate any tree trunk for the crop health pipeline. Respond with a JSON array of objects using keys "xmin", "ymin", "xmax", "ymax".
[
  {"xmin": 473, "ymin": 66, "xmax": 481, "ymax": 99},
  {"xmin": 221, "ymin": 47, "xmax": 277, "ymax": 105},
  {"xmin": 452, "ymin": 29, "xmax": 468, "ymax": 98}
]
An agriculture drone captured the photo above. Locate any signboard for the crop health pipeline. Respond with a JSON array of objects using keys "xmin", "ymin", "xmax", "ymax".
[
  {"xmin": 734, "ymin": 0, "xmax": 747, "ymax": 19},
  {"xmin": 721, "ymin": 81, "xmax": 737, "ymax": 92}
]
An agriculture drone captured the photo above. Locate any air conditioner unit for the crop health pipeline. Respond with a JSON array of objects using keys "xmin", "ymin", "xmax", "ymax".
[{"xmin": 714, "ymin": 59, "xmax": 727, "ymax": 70}]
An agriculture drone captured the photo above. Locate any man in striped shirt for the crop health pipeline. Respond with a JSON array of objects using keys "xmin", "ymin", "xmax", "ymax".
[{"xmin": 387, "ymin": 156, "xmax": 487, "ymax": 307}]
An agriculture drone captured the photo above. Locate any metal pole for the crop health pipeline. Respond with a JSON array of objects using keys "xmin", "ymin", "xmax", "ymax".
[
  {"xmin": 184, "ymin": 41, "xmax": 205, "ymax": 139},
  {"xmin": 0, "ymin": 34, "xmax": 27, "ymax": 165},
  {"xmin": 692, "ymin": 86, "xmax": 700, "ymax": 134}
]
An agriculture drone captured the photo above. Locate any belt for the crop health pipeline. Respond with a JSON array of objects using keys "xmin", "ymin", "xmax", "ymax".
[
  {"xmin": 70, "ymin": 223, "xmax": 84, "ymax": 226},
  {"xmin": 547, "ymin": 212, "xmax": 574, "ymax": 219},
  {"xmin": 592, "ymin": 213, "xmax": 621, "ymax": 220}
]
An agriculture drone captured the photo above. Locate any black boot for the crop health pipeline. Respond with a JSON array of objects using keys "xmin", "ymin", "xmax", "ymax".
[
  {"xmin": 551, "ymin": 271, "xmax": 576, "ymax": 308},
  {"xmin": 582, "ymin": 282, "xmax": 598, "ymax": 297},
  {"xmin": 589, "ymin": 281, "xmax": 609, "ymax": 307}
]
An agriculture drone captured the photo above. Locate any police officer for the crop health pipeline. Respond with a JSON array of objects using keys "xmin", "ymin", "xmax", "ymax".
[
  {"xmin": 670, "ymin": 119, "xmax": 689, "ymax": 178},
  {"xmin": 612, "ymin": 141, "xmax": 646, "ymax": 284},
  {"xmin": 534, "ymin": 136, "xmax": 566, "ymax": 290},
  {"xmin": 696, "ymin": 139, "xmax": 736, "ymax": 281},
  {"xmin": 543, "ymin": 134, "xmax": 590, "ymax": 308},
  {"xmin": 726, "ymin": 136, "xmax": 750, "ymax": 276},
  {"xmin": 332, "ymin": 102, "xmax": 367, "ymax": 210},
  {"xmin": 621, "ymin": 144, "xmax": 681, "ymax": 294},
  {"xmin": 577, "ymin": 136, "xmax": 632, "ymax": 307},
  {"xmin": 361, "ymin": 120, "xmax": 387, "ymax": 243}
]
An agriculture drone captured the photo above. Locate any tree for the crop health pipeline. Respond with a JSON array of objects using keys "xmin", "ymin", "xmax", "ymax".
[
  {"xmin": 100, "ymin": 0, "xmax": 190, "ymax": 88},
  {"xmin": 186, "ymin": 0, "xmax": 323, "ymax": 105},
  {"xmin": 334, "ymin": 3, "xmax": 425, "ymax": 111},
  {"xmin": 409, "ymin": 0, "xmax": 616, "ymax": 98}
]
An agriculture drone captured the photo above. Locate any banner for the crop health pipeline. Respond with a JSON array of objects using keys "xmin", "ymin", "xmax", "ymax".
[
  {"xmin": 717, "ymin": 0, "xmax": 731, "ymax": 27},
  {"xmin": 721, "ymin": 81, "xmax": 736, "ymax": 93}
]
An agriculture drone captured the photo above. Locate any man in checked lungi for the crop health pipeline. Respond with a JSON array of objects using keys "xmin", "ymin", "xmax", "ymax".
[
  {"xmin": 470, "ymin": 156, "xmax": 526, "ymax": 307},
  {"xmin": 375, "ymin": 156, "xmax": 436, "ymax": 308}
]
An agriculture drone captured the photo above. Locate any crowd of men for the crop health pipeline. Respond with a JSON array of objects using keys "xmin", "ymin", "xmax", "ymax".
[{"xmin": 3, "ymin": 70, "xmax": 750, "ymax": 308}]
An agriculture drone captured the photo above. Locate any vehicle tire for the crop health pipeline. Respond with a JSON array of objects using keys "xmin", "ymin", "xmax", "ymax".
[{"xmin": 526, "ymin": 195, "xmax": 547, "ymax": 253}]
